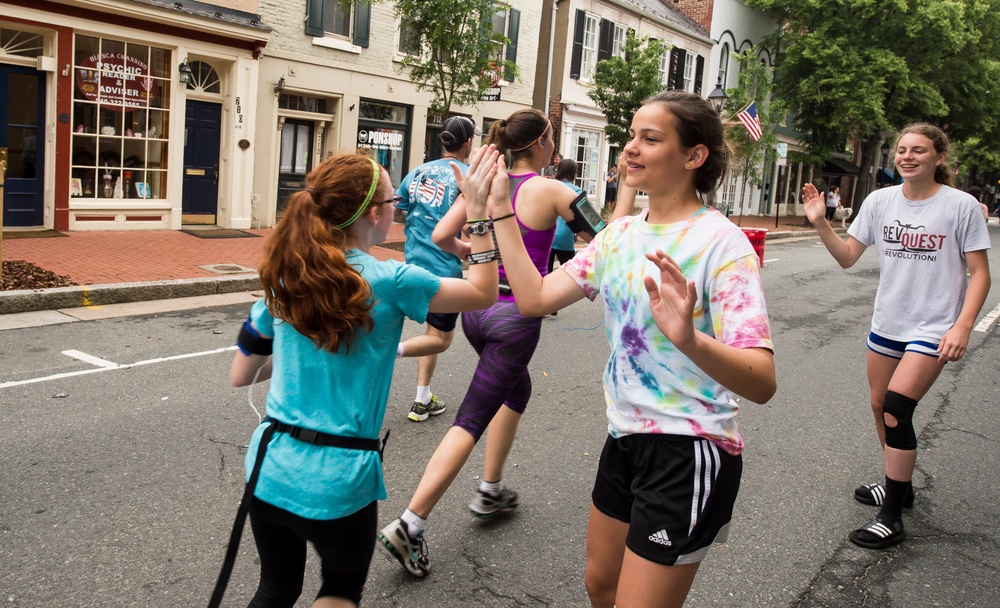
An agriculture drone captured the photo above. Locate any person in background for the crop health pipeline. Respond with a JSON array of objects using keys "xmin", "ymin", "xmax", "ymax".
[
  {"xmin": 605, "ymin": 164, "xmax": 619, "ymax": 209},
  {"xmin": 394, "ymin": 116, "xmax": 482, "ymax": 422},
  {"xmin": 378, "ymin": 109, "xmax": 611, "ymax": 579},
  {"xmin": 550, "ymin": 158, "xmax": 583, "ymax": 271},
  {"xmin": 543, "ymin": 152, "xmax": 563, "ymax": 178},
  {"xmin": 825, "ymin": 186, "xmax": 841, "ymax": 221}
]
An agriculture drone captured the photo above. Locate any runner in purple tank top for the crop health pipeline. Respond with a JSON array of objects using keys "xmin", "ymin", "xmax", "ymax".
[{"xmin": 378, "ymin": 110, "xmax": 627, "ymax": 578}]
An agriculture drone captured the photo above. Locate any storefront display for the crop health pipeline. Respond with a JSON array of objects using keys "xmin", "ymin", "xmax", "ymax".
[{"xmin": 70, "ymin": 35, "xmax": 172, "ymax": 200}]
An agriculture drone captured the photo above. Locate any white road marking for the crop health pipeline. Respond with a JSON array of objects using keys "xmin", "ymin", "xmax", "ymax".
[
  {"xmin": 62, "ymin": 349, "xmax": 119, "ymax": 368},
  {"xmin": 974, "ymin": 302, "xmax": 1000, "ymax": 333},
  {"xmin": 763, "ymin": 258, "xmax": 779, "ymax": 264},
  {"xmin": 0, "ymin": 346, "xmax": 238, "ymax": 389}
]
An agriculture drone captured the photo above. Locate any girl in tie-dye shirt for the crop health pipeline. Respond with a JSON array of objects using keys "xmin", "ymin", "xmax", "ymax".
[{"xmin": 489, "ymin": 90, "xmax": 775, "ymax": 608}]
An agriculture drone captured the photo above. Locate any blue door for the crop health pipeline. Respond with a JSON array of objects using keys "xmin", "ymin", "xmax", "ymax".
[
  {"xmin": 1, "ymin": 64, "xmax": 45, "ymax": 227},
  {"xmin": 182, "ymin": 100, "xmax": 221, "ymax": 219}
]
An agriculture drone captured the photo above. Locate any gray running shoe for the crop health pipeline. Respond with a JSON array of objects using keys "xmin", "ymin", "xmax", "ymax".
[
  {"xmin": 469, "ymin": 486, "xmax": 520, "ymax": 519},
  {"xmin": 377, "ymin": 518, "xmax": 430, "ymax": 578},
  {"xmin": 408, "ymin": 394, "xmax": 446, "ymax": 422}
]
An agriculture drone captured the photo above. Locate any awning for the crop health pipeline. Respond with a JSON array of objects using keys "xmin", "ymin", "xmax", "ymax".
[
  {"xmin": 822, "ymin": 158, "xmax": 861, "ymax": 176},
  {"xmin": 876, "ymin": 168, "xmax": 895, "ymax": 185}
]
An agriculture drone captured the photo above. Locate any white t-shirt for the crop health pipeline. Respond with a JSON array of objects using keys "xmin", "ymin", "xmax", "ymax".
[{"xmin": 848, "ymin": 184, "xmax": 991, "ymax": 343}]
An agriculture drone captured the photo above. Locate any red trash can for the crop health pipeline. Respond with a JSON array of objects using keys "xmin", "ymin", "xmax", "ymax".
[{"xmin": 741, "ymin": 228, "xmax": 766, "ymax": 267}]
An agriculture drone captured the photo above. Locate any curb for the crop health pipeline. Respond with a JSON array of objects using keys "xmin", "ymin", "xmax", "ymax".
[{"xmin": 0, "ymin": 274, "xmax": 262, "ymax": 315}]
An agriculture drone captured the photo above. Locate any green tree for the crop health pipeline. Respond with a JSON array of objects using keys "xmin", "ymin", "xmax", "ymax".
[
  {"xmin": 588, "ymin": 33, "xmax": 667, "ymax": 148},
  {"xmin": 393, "ymin": 0, "xmax": 518, "ymax": 116},
  {"xmin": 747, "ymin": 0, "xmax": 1000, "ymax": 209},
  {"xmin": 724, "ymin": 48, "xmax": 785, "ymax": 219}
]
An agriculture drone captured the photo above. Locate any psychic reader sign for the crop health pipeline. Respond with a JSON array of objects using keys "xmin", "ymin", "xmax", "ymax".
[{"xmin": 76, "ymin": 52, "xmax": 159, "ymax": 111}]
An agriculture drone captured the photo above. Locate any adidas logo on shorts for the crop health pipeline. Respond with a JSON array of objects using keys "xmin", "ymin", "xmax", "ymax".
[{"xmin": 648, "ymin": 529, "xmax": 672, "ymax": 546}]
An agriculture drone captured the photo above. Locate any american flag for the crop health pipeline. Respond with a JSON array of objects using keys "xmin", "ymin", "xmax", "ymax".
[{"xmin": 736, "ymin": 101, "xmax": 762, "ymax": 142}]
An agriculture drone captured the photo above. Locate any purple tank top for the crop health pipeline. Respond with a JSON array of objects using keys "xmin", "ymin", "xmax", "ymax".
[{"xmin": 498, "ymin": 173, "xmax": 556, "ymax": 303}]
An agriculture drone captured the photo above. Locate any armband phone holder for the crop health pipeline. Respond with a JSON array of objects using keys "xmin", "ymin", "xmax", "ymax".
[{"xmin": 566, "ymin": 192, "xmax": 606, "ymax": 237}]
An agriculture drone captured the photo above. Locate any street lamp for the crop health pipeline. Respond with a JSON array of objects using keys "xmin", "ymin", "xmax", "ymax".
[{"xmin": 707, "ymin": 78, "xmax": 728, "ymax": 114}]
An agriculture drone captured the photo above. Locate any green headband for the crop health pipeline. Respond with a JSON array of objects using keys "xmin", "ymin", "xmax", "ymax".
[{"xmin": 337, "ymin": 158, "xmax": 381, "ymax": 229}]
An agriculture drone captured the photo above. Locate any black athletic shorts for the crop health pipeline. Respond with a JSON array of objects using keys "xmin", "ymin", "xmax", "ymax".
[
  {"xmin": 591, "ymin": 433, "xmax": 742, "ymax": 566},
  {"xmin": 426, "ymin": 311, "xmax": 459, "ymax": 333}
]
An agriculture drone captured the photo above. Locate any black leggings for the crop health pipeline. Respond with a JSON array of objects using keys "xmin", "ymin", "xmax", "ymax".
[
  {"xmin": 824, "ymin": 206, "xmax": 837, "ymax": 221},
  {"xmin": 247, "ymin": 497, "xmax": 377, "ymax": 607}
]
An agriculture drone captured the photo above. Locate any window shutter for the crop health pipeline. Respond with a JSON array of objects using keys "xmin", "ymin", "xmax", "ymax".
[
  {"xmin": 694, "ymin": 54, "xmax": 705, "ymax": 95},
  {"xmin": 305, "ymin": 0, "xmax": 324, "ymax": 36},
  {"xmin": 570, "ymin": 9, "xmax": 585, "ymax": 79},
  {"xmin": 505, "ymin": 8, "xmax": 520, "ymax": 82},
  {"xmin": 352, "ymin": 0, "xmax": 370, "ymax": 48},
  {"xmin": 598, "ymin": 19, "xmax": 613, "ymax": 62},
  {"xmin": 668, "ymin": 48, "xmax": 685, "ymax": 90}
]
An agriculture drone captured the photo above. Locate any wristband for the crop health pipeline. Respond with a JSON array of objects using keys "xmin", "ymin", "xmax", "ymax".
[
  {"xmin": 467, "ymin": 217, "xmax": 489, "ymax": 224},
  {"xmin": 491, "ymin": 212, "xmax": 516, "ymax": 223},
  {"xmin": 466, "ymin": 249, "xmax": 498, "ymax": 265}
]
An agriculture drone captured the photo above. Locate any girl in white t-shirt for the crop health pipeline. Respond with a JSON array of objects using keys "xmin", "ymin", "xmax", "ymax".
[{"xmin": 802, "ymin": 123, "xmax": 991, "ymax": 550}]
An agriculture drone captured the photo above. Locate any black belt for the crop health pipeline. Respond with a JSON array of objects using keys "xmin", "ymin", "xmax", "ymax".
[
  {"xmin": 266, "ymin": 417, "xmax": 384, "ymax": 453},
  {"xmin": 208, "ymin": 418, "xmax": 389, "ymax": 607}
]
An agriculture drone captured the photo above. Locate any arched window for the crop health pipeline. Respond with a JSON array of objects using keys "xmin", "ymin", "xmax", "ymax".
[
  {"xmin": 718, "ymin": 43, "xmax": 730, "ymax": 87},
  {"xmin": 185, "ymin": 61, "xmax": 221, "ymax": 94}
]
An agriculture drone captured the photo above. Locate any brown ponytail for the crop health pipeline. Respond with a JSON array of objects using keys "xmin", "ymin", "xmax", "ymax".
[{"xmin": 259, "ymin": 154, "xmax": 382, "ymax": 353}]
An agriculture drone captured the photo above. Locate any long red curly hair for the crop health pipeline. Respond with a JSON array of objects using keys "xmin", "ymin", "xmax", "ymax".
[{"xmin": 258, "ymin": 154, "xmax": 384, "ymax": 353}]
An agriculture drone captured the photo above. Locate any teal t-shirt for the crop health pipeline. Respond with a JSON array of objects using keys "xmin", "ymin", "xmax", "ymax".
[
  {"xmin": 396, "ymin": 157, "xmax": 466, "ymax": 279},
  {"xmin": 554, "ymin": 180, "xmax": 583, "ymax": 251},
  {"xmin": 245, "ymin": 250, "xmax": 440, "ymax": 520}
]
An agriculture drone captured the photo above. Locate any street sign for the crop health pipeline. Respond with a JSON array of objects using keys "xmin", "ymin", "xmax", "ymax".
[{"xmin": 776, "ymin": 142, "xmax": 788, "ymax": 158}]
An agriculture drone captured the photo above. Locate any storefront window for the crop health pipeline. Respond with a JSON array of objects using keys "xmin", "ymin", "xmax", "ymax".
[
  {"xmin": 70, "ymin": 34, "xmax": 171, "ymax": 199},
  {"xmin": 357, "ymin": 100, "xmax": 410, "ymax": 187}
]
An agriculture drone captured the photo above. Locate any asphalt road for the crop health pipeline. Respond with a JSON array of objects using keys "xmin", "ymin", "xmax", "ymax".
[{"xmin": 1, "ymin": 229, "xmax": 998, "ymax": 607}]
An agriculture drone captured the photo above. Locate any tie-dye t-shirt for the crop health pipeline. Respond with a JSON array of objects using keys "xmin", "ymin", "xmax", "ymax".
[{"xmin": 559, "ymin": 207, "xmax": 773, "ymax": 455}]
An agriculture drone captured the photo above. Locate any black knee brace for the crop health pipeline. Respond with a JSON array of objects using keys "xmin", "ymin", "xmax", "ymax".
[{"xmin": 882, "ymin": 391, "xmax": 918, "ymax": 450}]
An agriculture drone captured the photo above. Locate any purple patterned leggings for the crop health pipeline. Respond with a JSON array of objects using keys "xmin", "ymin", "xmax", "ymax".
[{"xmin": 453, "ymin": 300, "xmax": 543, "ymax": 441}]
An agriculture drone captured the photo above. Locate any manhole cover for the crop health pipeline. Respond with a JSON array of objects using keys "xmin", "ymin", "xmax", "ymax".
[{"xmin": 199, "ymin": 264, "xmax": 256, "ymax": 275}]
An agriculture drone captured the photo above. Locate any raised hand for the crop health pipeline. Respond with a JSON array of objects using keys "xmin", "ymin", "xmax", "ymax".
[
  {"xmin": 801, "ymin": 183, "xmax": 827, "ymax": 224},
  {"xmin": 453, "ymin": 144, "xmax": 499, "ymax": 220},
  {"xmin": 642, "ymin": 250, "xmax": 696, "ymax": 349},
  {"xmin": 486, "ymin": 156, "xmax": 510, "ymax": 216}
]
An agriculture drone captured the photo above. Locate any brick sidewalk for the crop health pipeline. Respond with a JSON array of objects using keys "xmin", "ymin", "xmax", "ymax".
[{"xmin": 1, "ymin": 224, "xmax": 406, "ymax": 287}]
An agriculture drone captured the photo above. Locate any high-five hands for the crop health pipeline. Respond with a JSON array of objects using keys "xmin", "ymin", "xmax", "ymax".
[
  {"xmin": 453, "ymin": 144, "xmax": 500, "ymax": 219},
  {"xmin": 801, "ymin": 183, "xmax": 827, "ymax": 225},
  {"xmin": 643, "ymin": 250, "xmax": 696, "ymax": 349}
]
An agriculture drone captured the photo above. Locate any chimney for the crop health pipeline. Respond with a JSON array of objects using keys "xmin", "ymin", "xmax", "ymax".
[{"xmin": 668, "ymin": 0, "xmax": 714, "ymax": 32}]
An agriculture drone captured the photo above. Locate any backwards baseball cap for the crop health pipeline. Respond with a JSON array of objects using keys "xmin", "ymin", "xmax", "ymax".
[{"xmin": 440, "ymin": 116, "xmax": 482, "ymax": 147}]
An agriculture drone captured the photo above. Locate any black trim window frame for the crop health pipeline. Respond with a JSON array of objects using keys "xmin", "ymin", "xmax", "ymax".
[
  {"xmin": 305, "ymin": 0, "xmax": 371, "ymax": 48},
  {"xmin": 682, "ymin": 51, "xmax": 695, "ymax": 91},
  {"xmin": 489, "ymin": 5, "xmax": 520, "ymax": 83},
  {"xmin": 578, "ymin": 12, "xmax": 600, "ymax": 80},
  {"xmin": 611, "ymin": 22, "xmax": 627, "ymax": 59}
]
